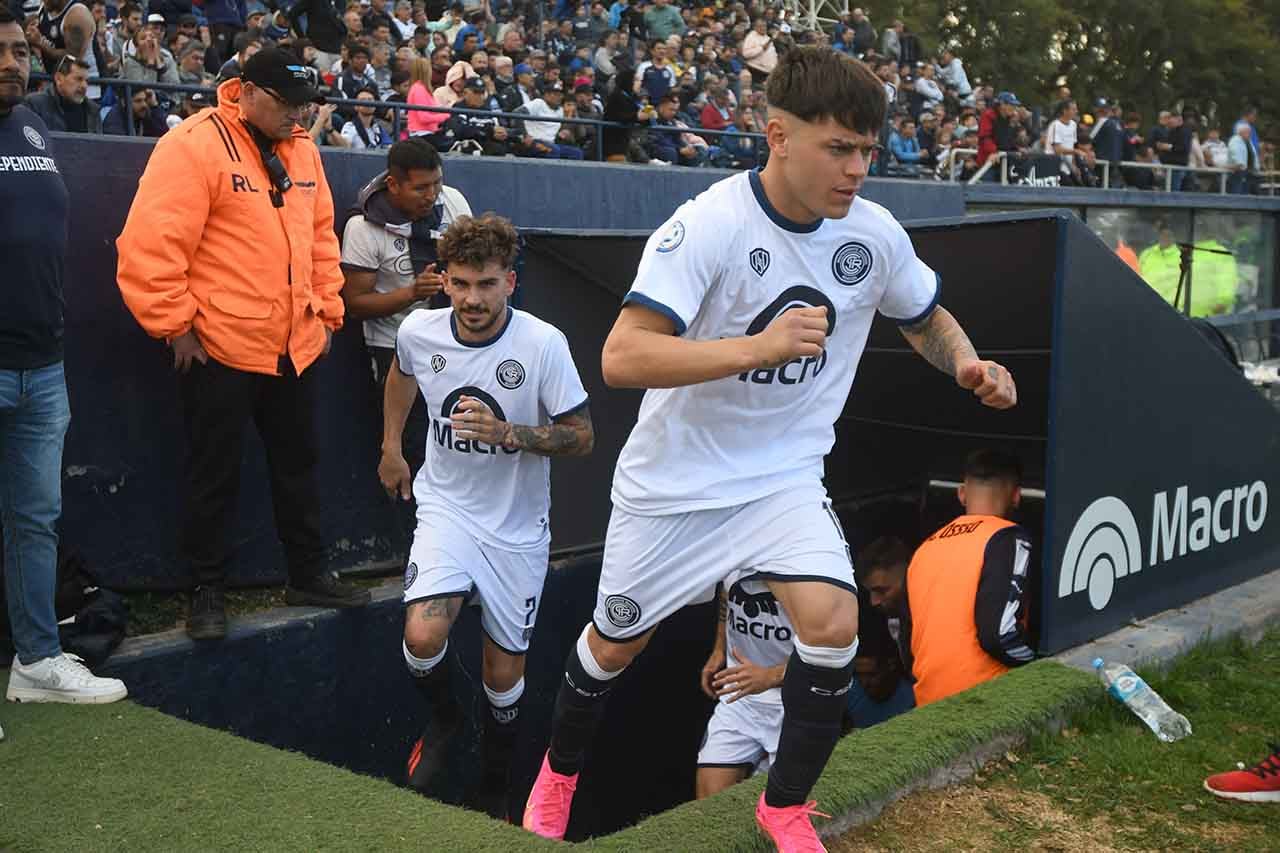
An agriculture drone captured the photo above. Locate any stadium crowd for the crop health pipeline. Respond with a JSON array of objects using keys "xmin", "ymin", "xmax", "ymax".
[{"xmin": 9, "ymin": 0, "xmax": 1274, "ymax": 189}]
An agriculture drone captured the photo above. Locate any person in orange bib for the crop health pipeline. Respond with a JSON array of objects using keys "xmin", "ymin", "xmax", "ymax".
[{"xmin": 907, "ymin": 450, "xmax": 1034, "ymax": 707}]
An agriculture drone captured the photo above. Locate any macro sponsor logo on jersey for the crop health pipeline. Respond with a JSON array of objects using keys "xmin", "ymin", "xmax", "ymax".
[
  {"xmin": 728, "ymin": 586, "xmax": 792, "ymax": 642},
  {"xmin": 430, "ymin": 386, "xmax": 520, "ymax": 456},
  {"xmin": 737, "ymin": 286, "xmax": 837, "ymax": 386},
  {"xmin": 1059, "ymin": 481, "xmax": 1268, "ymax": 610}
]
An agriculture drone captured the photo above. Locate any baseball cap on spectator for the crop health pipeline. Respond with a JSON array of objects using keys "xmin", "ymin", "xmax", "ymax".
[
  {"xmin": 246, "ymin": 9, "xmax": 266, "ymax": 24},
  {"xmin": 242, "ymin": 47, "xmax": 326, "ymax": 104},
  {"xmin": 995, "ymin": 91, "xmax": 1020, "ymax": 106},
  {"xmin": 514, "ymin": 63, "xmax": 533, "ymax": 76},
  {"xmin": 178, "ymin": 13, "xmax": 199, "ymax": 26},
  {"xmin": 568, "ymin": 58, "xmax": 585, "ymax": 72},
  {"xmin": 462, "ymin": 76, "xmax": 486, "ymax": 92},
  {"xmin": 541, "ymin": 80, "xmax": 564, "ymax": 93},
  {"xmin": 146, "ymin": 12, "xmax": 165, "ymax": 25},
  {"xmin": 574, "ymin": 82, "xmax": 593, "ymax": 94},
  {"xmin": 573, "ymin": 76, "xmax": 592, "ymax": 89}
]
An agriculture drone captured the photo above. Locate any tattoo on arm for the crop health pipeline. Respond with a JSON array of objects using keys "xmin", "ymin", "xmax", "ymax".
[
  {"xmin": 900, "ymin": 306, "xmax": 978, "ymax": 376},
  {"xmin": 717, "ymin": 587, "xmax": 728, "ymax": 624},
  {"xmin": 508, "ymin": 407, "xmax": 594, "ymax": 457}
]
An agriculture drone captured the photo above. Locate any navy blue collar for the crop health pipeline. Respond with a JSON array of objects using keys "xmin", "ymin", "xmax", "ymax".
[
  {"xmin": 748, "ymin": 169, "xmax": 823, "ymax": 234},
  {"xmin": 451, "ymin": 306, "xmax": 513, "ymax": 348}
]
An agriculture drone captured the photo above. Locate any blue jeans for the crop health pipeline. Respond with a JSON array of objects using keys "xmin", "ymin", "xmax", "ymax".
[
  {"xmin": 0, "ymin": 362, "xmax": 70, "ymax": 664},
  {"xmin": 845, "ymin": 676, "xmax": 916, "ymax": 729}
]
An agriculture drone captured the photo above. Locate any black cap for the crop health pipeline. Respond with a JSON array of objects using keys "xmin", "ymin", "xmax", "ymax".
[
  {"xmin": 178, "ymin": 13, "xmax": 199, "ymax": 25},
  {"xmin": 541, "ymin": 80, "xmax": 564, "ymax": 93},
  {"xmin": 242, "ymin": 48, "xmax": 325, "ymax": 105},
  {"xmin": 462, "ymin": 76, "xmax": 486, "ymax": 91}
]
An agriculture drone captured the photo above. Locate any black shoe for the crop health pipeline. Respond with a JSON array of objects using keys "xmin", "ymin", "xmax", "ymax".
[
  {"xmin": 474, "ymin": 780, "xmax": 510, "ymax": 822},
  {"xmin": 406, "ymin": 709, "xmax": 461, "ymax": 794},
  {"xmin": 285, "ymin": 572, "xmax": 371, "ymax": 609},
  {"xmin": 187, "ymin": 586, "xmax": 227, "ymax": 641}
]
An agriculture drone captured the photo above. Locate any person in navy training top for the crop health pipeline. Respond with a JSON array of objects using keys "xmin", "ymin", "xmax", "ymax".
[{"xmin": 0, "ymin": 7, "xmax": 128, "ymax": 712}]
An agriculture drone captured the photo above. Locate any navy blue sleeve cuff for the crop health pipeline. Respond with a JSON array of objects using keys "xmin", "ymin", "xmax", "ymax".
[
  {"xmin": 622, "ymin": 291, "xmax": 688, "ymax": 336},
  {"xmin": 552, "ymin": 397, "xmax": 590, "ymax": 420},
  {"xmin": 891, "ymin": 272, "xmax": 942, "ymax": 327}
]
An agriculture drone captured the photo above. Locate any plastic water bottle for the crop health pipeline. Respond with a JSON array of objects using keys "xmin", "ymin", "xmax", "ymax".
[{"xmin": 1093, "ymin": 659, "xmax": 1192, "ymax": 743}]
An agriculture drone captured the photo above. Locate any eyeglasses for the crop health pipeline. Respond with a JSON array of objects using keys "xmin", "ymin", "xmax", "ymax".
[{"xmin": 260, "ymin": 86, "xmax": 305, "ymax": 115}]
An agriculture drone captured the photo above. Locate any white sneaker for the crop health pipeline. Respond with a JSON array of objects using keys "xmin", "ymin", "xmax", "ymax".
[{"xmin": 6, "ymin": 653, "xmax": 128, "ymax": 705}]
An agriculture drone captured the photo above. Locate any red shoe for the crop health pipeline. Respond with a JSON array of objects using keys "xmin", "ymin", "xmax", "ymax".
[
  {"xmin": 521, "ymin": 751, "xmax": 578, "ymax": 839},
  {"xmin": 755, "ymin": 792, "xmax": 830, "ymax": 852},
  {"xmin": 1204, "ymin": 742, "xmax": 1280, "ymax": 803}
]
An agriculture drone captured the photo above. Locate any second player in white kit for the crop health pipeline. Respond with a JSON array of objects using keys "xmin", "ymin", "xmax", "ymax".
[{"xmin": 379, "ymin": 213, "xmax": 593, "ymax": 820}]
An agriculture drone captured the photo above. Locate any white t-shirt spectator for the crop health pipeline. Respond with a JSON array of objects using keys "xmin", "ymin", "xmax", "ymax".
[
  {"xmin": 1048, "ymin": 118, "xmax": 1077, "ymax": 174},
  {"xmin": 393, "ymin": 18, "xmax": 417, "ymax": 42},
  {"xmin": 1202, "ymin": 138, "xmax": 1228, "ymax": 169},
  {"xmin": 524, "ymin": 98, "xmax": 564, "ymax": 145},
  {"xmin": 339, "ymin": 185, "xmax": 473, "ymax": 348}
]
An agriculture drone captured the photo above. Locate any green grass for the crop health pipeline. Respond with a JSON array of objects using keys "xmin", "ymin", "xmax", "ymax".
[
  {"xmin": 0, "ymin": 660, "xmax": 1095, "ymax": 852},
  {"xmin": 992, "ymin": 629, "xmax": 1280, "ymax": 853}
]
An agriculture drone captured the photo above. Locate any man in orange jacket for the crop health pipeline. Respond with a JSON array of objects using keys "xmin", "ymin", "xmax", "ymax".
[
  {"xmin": 116, "ymin": 48, "xmax": 370, "ymax": 641},
  {"xmin": 907, "ymin": 450, "xmax": 1035, "ymax": 707}
]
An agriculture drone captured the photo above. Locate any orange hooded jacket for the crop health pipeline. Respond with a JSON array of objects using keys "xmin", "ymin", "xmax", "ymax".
[{"xmin": 116, "ymin": 78, "xmax": 344, "ymax": 377}]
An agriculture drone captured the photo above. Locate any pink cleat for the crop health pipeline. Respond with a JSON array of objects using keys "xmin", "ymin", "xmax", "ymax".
[
  {"xmin": 521, "ymin": 751, "xmax": 579, "ymax": 840},
  {"xmin": 755, "ymin": 792, "xmax": 830, "ymax": 853}
]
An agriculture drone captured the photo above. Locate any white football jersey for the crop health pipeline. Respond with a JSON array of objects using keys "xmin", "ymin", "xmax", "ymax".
[
  {"xmin": 395, "ymin": 307, "xmax": 589, "ymax": 551},
  {"xmin": 723, "ymin": 569, "xmax": 794, "ymax": 706},
  {"xmin": 611, "ymin": 170, "xmax": 939, "ymax": 515}
]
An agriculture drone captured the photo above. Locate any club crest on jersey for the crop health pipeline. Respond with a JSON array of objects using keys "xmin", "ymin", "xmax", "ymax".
[
  {"xmin": 604, "ymin": 594, "xmax": 641, "ymax": 628},
  {"xmin": 656, "ymin": 220, "xmax": 686, "ymax": 253},
  {"xmin": 749, "ymin": 247, "xmax": 771, "ymax": 277},
  {"xmin": 832, "ymin": 241, "xmax": 873, "ymax": 286},
  {"xmin": 23, "ymin": 126, "xmax": 45, "ymax": 150},
  {"xmin": 403, "ymin": 562, "xmax": 418, "ymax": 590},
  {"xmin": 430, "ymin": 354, "xmax": 446, "ymax": 373},
  {"xmin": 394, "ymin": 237, "xmax": 407, "ymax": 252},
  {"xmin": 496, "ymin": 359, "xmax": 525, "ymax": 389},
  {"xmin": 739, "ymin": 286, "xmax": 836, "ymax": 386}
]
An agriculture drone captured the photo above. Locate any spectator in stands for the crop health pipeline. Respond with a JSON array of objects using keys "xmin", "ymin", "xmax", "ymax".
[
  {"xmin": 177, "ymin": 41, "xmax": 211, "ymax": 86},
  {"xmin": 1090, "ymin": 99, "xmax": 1123, "ymax": 180},
  {"xmin": 430, "ymin": 44, "xmax": 453, "ymax": 89},
  {"xmin": 936, "ymin": 47, "xmax": 971, "ymax": 105},
  {"xmin": 1047, "ymin": 99, "xmax": 1081, "ymax": 182},
  {"xmin": 1166, "ymin": 110, "xmax": 1194, "ymax": 191},
  {"xmin": 433, "ymin": 58, "xmax": 475, "ymax": 107},
  {"xmin": 392, "ymin": 1, "xmax": 416, "ymax": 44},
  {"xmin": 103, "ymin": 86, "xmax": 168, "ymax": 136},
  {"xmin": 912, "ymin": 61, "xmax": 942, "ymax": 112},
  {"xmin": 446, "ymin": 75, "xmax": 510, "ymax": 154},
  {"xmin": 307, "ymin": 100, "xmax": 345, "ymax": 146},
  {"xmin": 285, "ymin": 0, "xmax": 346, "ymax": 73},
  {"xmin": 572, "ymin": 81, "xmax": 601, "ymax": 156},
  {"xmin": 700, "ymin": 83, "xmax": 731, "ymax": 132},
  {"xmin": 880, "ymin": 19, "xmax": 902, "ymax": 61},
  {"xmin": 908, "ymin": 451, "xmax": 1034, "ymax": 708},
  {"xmin": 117, "ymin": 49, "xmax": 371, "ymax": 641},
  {"xmin": 25, "ymin": 56, "xmax": 100, "ymax": 133},
  {"xmin": 123, "ymin": 23, "xmax": 180, "ymax": 86},
  {"xmin": 370, "ymin": 43, "xmax": 395, "ymax": 99},
  {"xmin": 643, "ymin": 0, "xmax": 682, "ymax": 43},
  {"xmin": 586, "ymin": 2, "xmax": 610, "ymax": 45},
  {"xmin": 636, "ymin": 40, "xmax": 676, "ymax": 102},
  {"xmin": 522, "ymin": 80, "xmax": 584, "ymax": 159},
  {"xmin": 1228, "ymin": 120, "xmax": 1260, "ymax": 195},
  {"xmin": 1066, "ymin": 130, "xmax": 1099, "ymax": 187},
  {"xmin": 504, "ymin": 61, "xmax": 536, "ymax": 110},
  {"xmin": 0, "ymin": 6, "xmax": 129, "ymax": 707},
  {"xmin": 740, "ymin": 17, "xmax": 775, "ymax": 85},
  {"xmin": 1202, "ymin": 127, "xmax": 1229, "ymax": 171},
  {"xmin": 1125, "ymin": 144, "xmax": 1159, "ymax": 190},
  {"xmin": 339, "ymin": 86, "xmax": 393, "ymax": 148},
  {"xmin": 888, "ymin": 116, "xmax": 922, "ymax": 176},
  {"xmin": 364, "ymin": 0, "xmax": 396, "ymax": 42},
  {"xmin": 593, "ymin": 29, "xmax": 619, "ymax": 80},
  {"xmin": 602, "ymin": 66, "xmax": 651, "ymax": 162},
  {"xmin": 848, "ymin": 7, "xmax": 875, "ymax": 54},
  {"xmin": 832, "ymin": 26, "xmax": 856, "ymax": 57},
  {"xmin": 976, "ymin": 91, "xmax": 1020, "ymax": 174},
  {"xmin": 338, "ymin": 43, "xmax": 376, "ymax": 100},
  {"xmin": 406, "ymin": 56, "xmax": 449, "ymax": 146},
  {"xmin": 846, "ymin": 537, "xmax": 915, "ymax": 729},
  {"xmin": 203, "ymin": 0, "xmax": 247, "ymax": 66},
  {"xmin": 492, "ymin": 56, "xmax": 520, "ymax": 111},
  {"xmin": 110, "ymin": 3, "xmax": 144, "ymax": 68},
  {"xmin": 644, "ymin": 90, "xmax": 700, "ymax": 165},
  {"xmin": 216, "ymin": 32, "xmax": 260, "ymax": 82}
]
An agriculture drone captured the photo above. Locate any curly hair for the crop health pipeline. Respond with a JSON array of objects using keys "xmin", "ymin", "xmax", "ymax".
[{"xmin": 437, "ymin": 213, "xmax": 520, "ymax": 271}]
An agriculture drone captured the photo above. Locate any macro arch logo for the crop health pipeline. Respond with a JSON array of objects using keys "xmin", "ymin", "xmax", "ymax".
[{"xmin": 1058, "ymin": 496, "xmax": 1143, "ymax": 611}]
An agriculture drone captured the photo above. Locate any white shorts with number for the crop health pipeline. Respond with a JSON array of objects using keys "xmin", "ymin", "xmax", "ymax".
[
  {"xmin": 403, "ymin": 510, "xmax": 548, "ymax": 655},
  {"xmin": 592, "ymin": 484, "xmax": 854, "ymax": 641},
  {"xmin": 696, "ymin": 695, "xmax": 784, "ymax": 773}
]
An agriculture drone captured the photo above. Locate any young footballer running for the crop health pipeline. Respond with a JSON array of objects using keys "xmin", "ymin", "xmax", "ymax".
[
  {"xmin": 522, "ymin": 48, "xmax": 1016, "ymax": 850},
  {"xmin": 379, "ymin": 213, "xmax": 593, "ymax": 819}
]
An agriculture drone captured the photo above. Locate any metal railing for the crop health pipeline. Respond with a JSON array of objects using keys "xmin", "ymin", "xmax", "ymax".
[
  {"xmin": 941, "ymin": 144, "xmax": 1280, "ymax": 194},
  {"xmin": 36, "ymin": 73, "xmax": 767, "ymax": 166}
]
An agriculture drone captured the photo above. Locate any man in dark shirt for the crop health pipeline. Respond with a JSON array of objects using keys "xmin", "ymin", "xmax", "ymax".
[
  {"xmin": 25, "ymin": 56, "xmax": 101, "ymax": 133},
  {"xmin": 103, "ymin": 86, "xmax": 168, "ymax": 136},
  {"xmin": 0, "ymin": 8, "xmax": 127, "ymax": 706}
]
